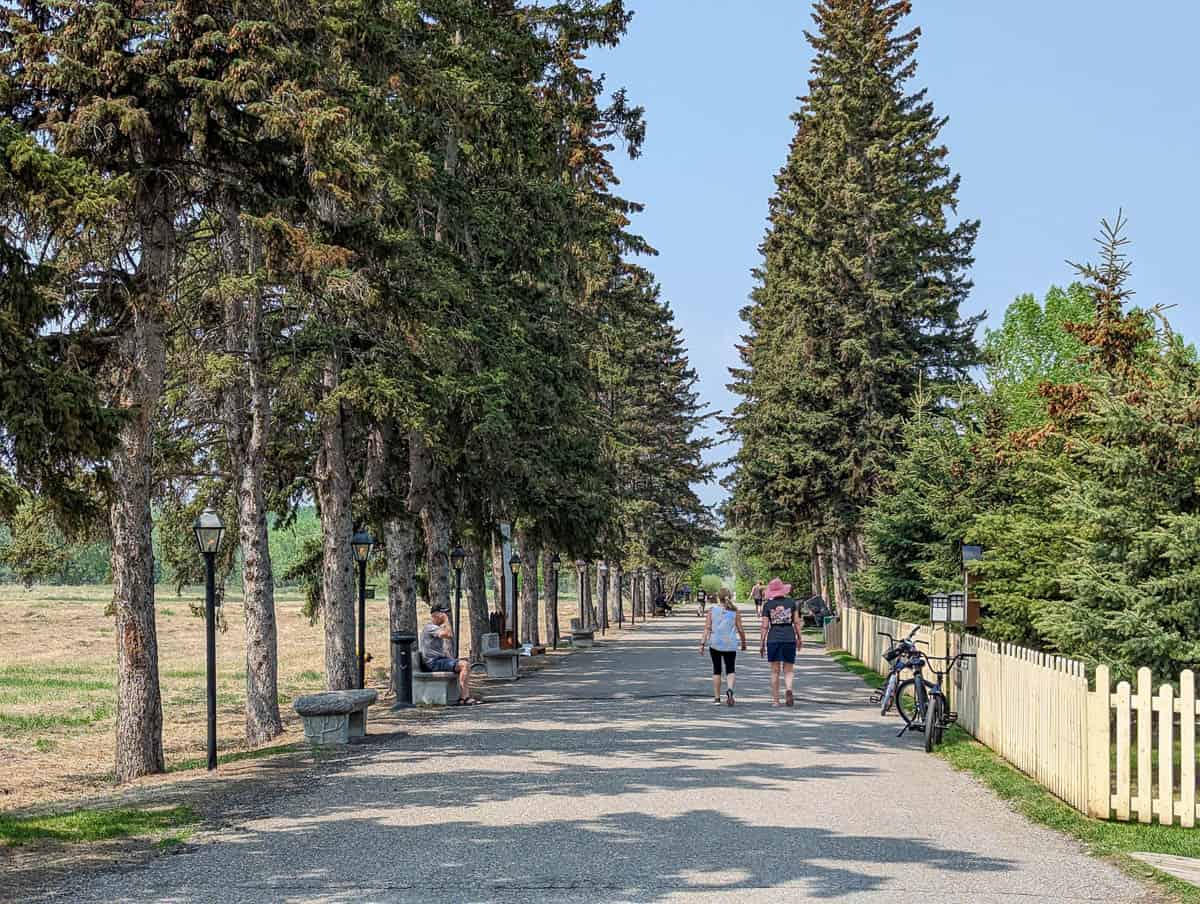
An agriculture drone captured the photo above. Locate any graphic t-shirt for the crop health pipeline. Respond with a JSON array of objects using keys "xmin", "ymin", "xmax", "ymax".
[{"xmin": 762, "ymin": 598, "xmax": 798, "ymax": 643}]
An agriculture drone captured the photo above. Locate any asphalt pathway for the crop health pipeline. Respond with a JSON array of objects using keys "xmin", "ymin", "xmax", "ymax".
[{"xmin": 53, "ymin": 613, "xmax": 1153, "ymax": 903}]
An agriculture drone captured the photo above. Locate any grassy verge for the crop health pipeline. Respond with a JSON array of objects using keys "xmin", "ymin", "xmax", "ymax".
[
  {"xmin": 167, "ymin": 741, "xmax": 301, "ymax": 773},
  {"xmin": 0, "ymin": 805, "xmax": 198, "ymax": 847},
  {"xmin": 828, "ymin": 647, "xmax": 1200, "ymax": 903}
]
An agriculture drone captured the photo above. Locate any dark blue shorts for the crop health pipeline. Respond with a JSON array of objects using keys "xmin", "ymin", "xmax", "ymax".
[
  {"xmin": 427, "ymin": 656, "xmax": 461, "ymax": 673},
  {"xmin": 766, "ymin": 641, "xmax": 797, "ymax": 664}
]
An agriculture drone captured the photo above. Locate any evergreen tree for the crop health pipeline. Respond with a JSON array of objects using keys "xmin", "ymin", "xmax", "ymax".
[{"xmin": 726, "ymin": 0, "xmax": 979, "ymax": 600}]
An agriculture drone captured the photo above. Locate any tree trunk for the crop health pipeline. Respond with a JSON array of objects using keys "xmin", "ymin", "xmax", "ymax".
[
  {"xmin": 407, "ymin": 432, "xmax": 452, "ymax": 617},
  {"xmin": 516, "ymin": 531, "xmax": 539, "ymax": 645},
  {"xmin": 219, "ymin": 201, "xmax": 282, "ymax": 746},
  {"xmin": 491, "ymin": 532, "xmax": 506, "ymax": 626},
  {"xmin": 384, "ymin": 516, "xmax": 418, "ymax": 693},
  {"xmin": 542, "ymin": 550, "xmax": 560, "ymax": 647},
  {"xmin": 315, "ymin": 355, "xmax": 357, "ymax": 691},
  {"xmin": 810, "ymin": 541, "xmax": 826, "ymax": 601},
  {"xmin": 610, "ymin": 565, "xmax": 622, "ymax": 624},
  {"xmin": 596, "ymin": 565, "xmax": 608, "ymax": 630},
  {"xmin": 831, "ymin": 535, "xmax": 859, "ymax": 609},
  {"xmin": 110, "ymin": 177, "xmax": 173, "ymax": 782},
  {"xmin": 465, "ymin": 541, "xmax": 489, "ymax": 661}
]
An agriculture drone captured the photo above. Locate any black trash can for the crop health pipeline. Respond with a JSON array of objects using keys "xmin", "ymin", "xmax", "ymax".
[{"xmin": 390, "ymin": 631, "xmax": 417, "ymax": 710}]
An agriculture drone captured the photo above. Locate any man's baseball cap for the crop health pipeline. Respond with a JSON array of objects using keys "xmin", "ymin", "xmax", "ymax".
[{"xmin": 430, "ymin": 602, "xmax": 450, "ymax": 614}]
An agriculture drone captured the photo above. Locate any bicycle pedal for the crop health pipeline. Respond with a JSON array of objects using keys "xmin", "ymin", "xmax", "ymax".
[
  {"xmin": 869, "ymin": 691, "xmax": 883, "ymax": 704},
  {"xmin": 945, "ymin": 712, "xmax": 958, "ymax": 724}
]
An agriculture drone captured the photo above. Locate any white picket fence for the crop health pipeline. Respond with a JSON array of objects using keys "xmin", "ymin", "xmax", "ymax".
[{"xmin": 835, "ymin": 606, "xmax": 1200, "ymax": 826}]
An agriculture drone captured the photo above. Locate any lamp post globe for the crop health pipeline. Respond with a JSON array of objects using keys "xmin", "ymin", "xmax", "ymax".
[
  {"xmin": 192, "ymin": 509, "xmax": 223, "ymax": 771},
  {"xmin": 351, "ymin": 530, "xmax": 374, "ymax": 689},
  {"xmin": 193, "ymin": 509, "xmax": 225, "ymax": 556}
]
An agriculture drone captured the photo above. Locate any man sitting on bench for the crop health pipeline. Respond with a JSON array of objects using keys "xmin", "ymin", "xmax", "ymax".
[{"xmin": 420, "ymin": 603, "xmax": 478, "ymax": 705}]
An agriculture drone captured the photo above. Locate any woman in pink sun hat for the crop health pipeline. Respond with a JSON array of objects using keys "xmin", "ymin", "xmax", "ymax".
[{"xmin": 759, "ymin": 577, "xmax": 803, "ymax": 707}]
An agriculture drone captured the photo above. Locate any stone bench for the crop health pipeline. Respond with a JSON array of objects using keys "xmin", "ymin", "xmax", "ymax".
[
  {"xmin": 481, "ymin": 633, "xmax": 520, "ymax": 679},
  {"xmin": 568, "ymin": 618, "xmax": 595, "ymax": 649},
  {"xmin": 413, "ymin": 670, "xmax": 459, "ymax": 705},
  {"xmin": 294, "ymin": 689, "xmax": 378, "ymax": 745}
]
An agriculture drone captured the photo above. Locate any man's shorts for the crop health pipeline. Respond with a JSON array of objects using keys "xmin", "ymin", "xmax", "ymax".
[
  {"xmin": 427, "ymin": 656, "xmax": 460, "ymax": 672},
  {"xmin": 766, "ymin": 641, "xmax": 797, "ymax": 664}
]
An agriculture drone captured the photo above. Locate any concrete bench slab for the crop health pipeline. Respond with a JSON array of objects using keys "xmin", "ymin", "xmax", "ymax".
[
  {"xmin": 483, "ymin": 650, "xmax": 520, "ymax": 679},
  {"xmin": 413, "ymin": 671, "xmax": 459, "ymax": 705},
  {"xmin": 293, "ymin": 689, "xmax": 378, "ymax": 745},
  {"xmin": 481, "ymin": 632, "xmax": 520, "ymax": 679},
  {"xmin": 570, "ymin": 630, "xmax": 595, "ymax": 649}
]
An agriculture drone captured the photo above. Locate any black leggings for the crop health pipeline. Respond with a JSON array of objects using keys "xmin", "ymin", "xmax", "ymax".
[{"xmin": 710, "ymin": 648, "xmax": 736, "ymax": 675}]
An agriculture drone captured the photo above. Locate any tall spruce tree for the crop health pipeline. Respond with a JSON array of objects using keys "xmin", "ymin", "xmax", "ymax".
[{"xmin": 726, "ymin": 0, "xmax": 979, "ymax": 600}]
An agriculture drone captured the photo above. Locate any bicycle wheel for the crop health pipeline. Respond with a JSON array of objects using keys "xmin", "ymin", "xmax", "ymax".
[
  {"xmin": 894, "ymin": 679, "xmax": 920, "ymax": 727},
  {"xmin": 925, "ymin": 695, "xmax": 943, "ymax": 752},
  {"xmin": 880, "ymin": 673, "xmax": 898, "ymax": 715}
]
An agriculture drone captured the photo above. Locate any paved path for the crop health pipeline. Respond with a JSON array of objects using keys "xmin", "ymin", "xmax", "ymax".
[{"xmin": 53, "ymin": 615, "xmax": 1152, "ymax": 903}]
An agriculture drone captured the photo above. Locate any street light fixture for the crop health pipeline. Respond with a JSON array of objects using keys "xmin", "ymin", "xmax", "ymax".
[
  {"xmin": 451, "ymin": 545, "xmax": 466, "ymax": 659},
  {"xmin": 352, "ymin": 529, "xmax": 374, "ymax": 689},
  {"xmin": 509, "ymin": 551, "xmax": 522, "ymax": 655},
  {"xmin": 616, "ymin": 563, "xmax": 624, "ymax": 628},
  {"xmin": 192, "ymin": 509, "xmax": 224, "ymax": 771},
  {"xmin": 549, "ymin": 553, "xmax": 561, "ymax": 649}
]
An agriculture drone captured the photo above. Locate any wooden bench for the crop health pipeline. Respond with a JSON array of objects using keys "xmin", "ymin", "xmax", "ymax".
[
  {"xmin": 482, "ymin": 633, "xmax": 520, "ymax": 679},
  {"xmin": 413, "ymin": 669, "xmax": 459, "ymax": 705},
  {"xmin": 293, "ymin": 689, "xmax": 378, "ymax": 745}
]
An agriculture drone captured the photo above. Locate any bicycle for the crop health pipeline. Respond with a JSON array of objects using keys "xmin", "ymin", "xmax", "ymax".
[
  {"xmin": 871, "ymin": 626, "xmax": 924, "ymax": 716},
  {"xmin": 894, "ymin": 650, "xmax": 975, "ymax": 752}
]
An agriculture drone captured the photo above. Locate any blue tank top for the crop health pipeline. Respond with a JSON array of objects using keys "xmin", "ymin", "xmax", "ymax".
[{"xmin": 710, "ymin": 608, "xmax": 738, "ymax": 652}]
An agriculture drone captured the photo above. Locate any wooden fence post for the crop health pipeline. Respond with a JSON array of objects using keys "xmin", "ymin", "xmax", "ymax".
[
  {"xmin": 1087, "ymin": 664, "xmax": 1111, "ymax": 819},
  {"xmin": 1136, "ymin": 667, "xmax": 1152, "ymax": 824},
  {"xmin": 1181, "ymin": 670, "xmax": 1195, "ymax": 828},
  {"xmin": 1158, "ymin": 682, "xmax": 1174, "ymax": 826}
]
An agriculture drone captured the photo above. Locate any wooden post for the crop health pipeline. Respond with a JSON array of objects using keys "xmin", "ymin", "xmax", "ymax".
[
  {"xmin": 1115, "ymin": 679, "xmax": 1131, "ymax": 821},
  {"xmin": 1087, "ymin": 665, "xmax": 1111, "ymax": 819},
  {"xmin": 1136, "ymin": 668, "xmax": 1153, "ymax": 823},
  {"xmin": 1181, "ymin": 670, "xmax": 1196, "ymax": 828},
  {"xmin": 1158, "ymin": 683, "xmax": 1175, "ymax": 826}
]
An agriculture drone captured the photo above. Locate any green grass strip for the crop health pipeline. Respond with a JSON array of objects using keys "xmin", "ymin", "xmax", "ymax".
[
  {"xmin": 0, "ymin": 805, "xmax": 198, "ymax": 846},
  {"xmin": 829, "ymin": 647, "xmax": 1200, "ymax": 902}
]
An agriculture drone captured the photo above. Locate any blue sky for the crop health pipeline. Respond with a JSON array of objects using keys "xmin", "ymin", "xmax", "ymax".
[{"xmin": 588, "ymin": 1, "xmax": 1200, "ymax": 507}]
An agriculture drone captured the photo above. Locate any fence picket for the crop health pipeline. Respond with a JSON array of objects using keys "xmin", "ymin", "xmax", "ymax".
[
  {"xmin": 1182, "ymin": 670, "xmax": 1196, "ymax": 828},
  {"xmin": 1089, "ymin": 665, "xmax": 1111, "ymax": 818},
  {"xmin": 1115, "ymin": 680, "xmax": 1131, "ymax": 821},
  {"xmin": 1136, "ymin": 668, "xmax": 1153, "ymax": 824},
  {"xmin": 1159, "ymin": 683, "xmax": 1174, "ymax": 825}
]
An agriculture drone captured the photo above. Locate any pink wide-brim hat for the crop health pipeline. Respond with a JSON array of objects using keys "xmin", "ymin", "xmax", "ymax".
[{"xmin": 765, "ymin": 578, "xmax": 791, "ymax": 599}]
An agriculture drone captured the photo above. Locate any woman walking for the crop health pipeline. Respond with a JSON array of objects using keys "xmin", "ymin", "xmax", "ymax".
[
  {"xmin": 759, "ymin": 577, "xmax": 803, "ymax": 707},
  {"xmin": 700, "ymin": 588, "xmax": 747, "ymax": 706}
]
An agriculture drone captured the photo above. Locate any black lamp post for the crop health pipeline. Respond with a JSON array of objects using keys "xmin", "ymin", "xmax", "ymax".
[
  {"xmin": 509, "ymin": 551, "xmax": 522, "ymax": 653},
  {"xmin": 575, "ymin": 559, "xmax": 588, "ymax": 629},
  {"xmin": 616, "ymin": 564, "xmax": 624, "ymax": 628},
  {"xmin": 598, "ymin": 561, "xmax": 609, "ymax": 636},
  {"xmin": 639, "ymin": 567, "xmax": 647, "ymax": 620},
  {"xmin": 451, "ymin": 545, "xmax": 466, "ymax": 659},
  {"xmin": 193, "ymin": 509, "xmax": 225, "ymax": 771},
  {"xmin": 549, "ymin": 553, "xmax": 561, "ymax": 649},
  {"xmin": 351, "ymin": 529, "xmax": 374, "ymax": 690}
]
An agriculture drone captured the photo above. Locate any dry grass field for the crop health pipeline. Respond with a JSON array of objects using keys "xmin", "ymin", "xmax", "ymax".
[{"xmin": 0, "ymin": 583, "xmax": 593, "ymax": 812}]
